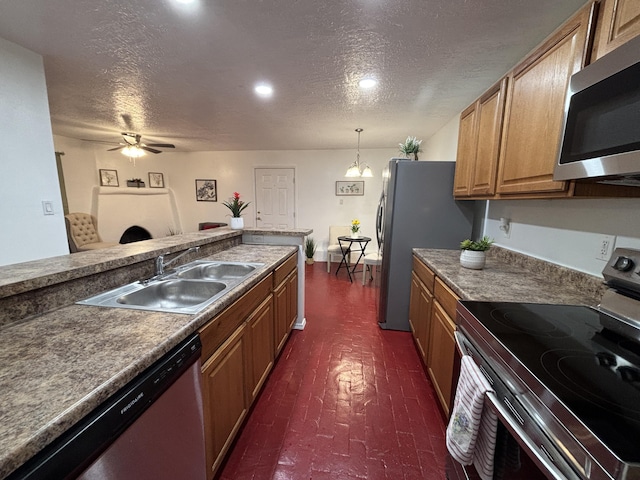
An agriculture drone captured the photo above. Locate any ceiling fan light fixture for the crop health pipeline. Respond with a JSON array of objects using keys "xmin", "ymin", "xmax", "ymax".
[{"xmin": 121, "ymin": 145, "xmax": 146, "ymax": 158}]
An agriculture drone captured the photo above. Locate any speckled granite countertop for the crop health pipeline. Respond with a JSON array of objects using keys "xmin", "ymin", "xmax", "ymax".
[
  {"xmin": 0, "ymin": 228, "xmax": 241, "ymax": 298},
  {"xmin": 0, "ymin": 243, "xmax": 296, "ymax": 479},
  {"xmin": 413, "ymin": 247, "xmax": 606, "ymax": 307}
]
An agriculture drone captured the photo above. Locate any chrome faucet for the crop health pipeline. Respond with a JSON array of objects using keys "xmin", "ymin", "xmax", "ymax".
[{"xmin": 155, "ymin": 246, "xmax": 200, "ymax": 276}]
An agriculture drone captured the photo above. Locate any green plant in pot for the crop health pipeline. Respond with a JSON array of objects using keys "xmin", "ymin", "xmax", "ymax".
[
  {"xmin": 398, "ymin": 136, "xmax": 423, "ymax": 161},
  {"xmin": 304, "ymin": 237, "xmax": 317, "ymax": 265},
  {"xmin": 459, "ymin": 236, "xmax": 494, "ymax": 270}
]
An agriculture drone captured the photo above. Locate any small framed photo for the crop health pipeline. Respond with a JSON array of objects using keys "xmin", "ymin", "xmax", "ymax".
[
  {"xmin": 195, "ymin": 179, "xmax": 217, "ymax": 202},
  {"xmin": 148, "ymin": 172, "xmax": 164, "ymax": 188},
  {"xmin": 336, "ymin": 180, "xmax": 364, "ymax": 196},
  {"xmin": 99, "ymin": 169, "xmax": 119, "ymax": 187}
]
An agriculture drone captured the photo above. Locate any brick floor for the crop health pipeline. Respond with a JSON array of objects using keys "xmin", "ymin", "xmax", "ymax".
[{"xmin": 217, "ymin": 261, "xmax": 447, "ymax": 479}]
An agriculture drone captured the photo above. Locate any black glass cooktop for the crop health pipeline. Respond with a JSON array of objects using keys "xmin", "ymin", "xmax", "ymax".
[{"xmin": 460, "ymin": 301, "xmax": 640, "ymax": 463}]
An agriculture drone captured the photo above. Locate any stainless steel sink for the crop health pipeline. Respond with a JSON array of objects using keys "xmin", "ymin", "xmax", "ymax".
[
  {"xmin": 177, "ymin": 262, "xmax": 259, "ymax": 280},
  {"xmin": 117, "ymin": 279, "xmax": 227, "ymax": 309},
  {"xmin": 77, "ymin": 260, "xmax": 264, "ymax": 314}
]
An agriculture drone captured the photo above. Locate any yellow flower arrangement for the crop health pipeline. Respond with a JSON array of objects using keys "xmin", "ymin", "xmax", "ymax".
[{"xmin": 351, "ymin": 219, "xmax": 361, "ymax": 235}]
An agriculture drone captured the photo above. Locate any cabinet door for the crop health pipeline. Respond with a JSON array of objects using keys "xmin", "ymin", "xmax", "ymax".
[
  {"xmin": 470, "ymin": 78, "xmax": 507, "ymax": 196},
  {"xmin": 409, "ymin": 273, "xmax": 433, "ymax": 363},
  {"xmin": 593, "ymin": 0, "xmax": 640, "ymax": 60},
  {"xmin": 427, "ymin": 302, "xmax": 456, "ymax": 417},
  {"xmin": 274, "ymin": 268, "xmax": 298, "ymax": 357},
  {"xmin": 274, "ymin": 280, "xmax": 287, "ymax": 357},
  {"xmin": 246, "ymin": 296, "xmax": 275, "ymax": 403},
  {"xmin": 496, "ymin": 3, "xmax": 595, "ymax": 195},
  {"xmin": 288, "ymin": 269, "xmax": 298, "ymax": 330},
  {"xmin": 201, "ymin": 324, "xmax": 248, "ymax": 480},
  {"xmin": 453, "ymin": 104, "xmax": 477, "ymax": 197}
]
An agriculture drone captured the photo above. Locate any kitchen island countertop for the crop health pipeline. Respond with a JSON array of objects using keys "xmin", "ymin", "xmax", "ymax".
[
  {"xmin": 0, "ymin": 243, "xmax": 296, "ymax": 479},
  {"xmin": 413, "ymin": 247, "xmax": 605, "ymax": 307}
]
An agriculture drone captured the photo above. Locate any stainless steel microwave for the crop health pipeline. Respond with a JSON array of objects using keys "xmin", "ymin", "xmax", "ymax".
[{"xmin": 554, "ymin": 34, "xmax": 640, "ymax": 186}]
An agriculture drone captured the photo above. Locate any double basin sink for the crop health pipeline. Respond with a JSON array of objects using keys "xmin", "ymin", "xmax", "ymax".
[{"xmin": 77, "ymin": 260, "xmax": 264, "ymax": 314}]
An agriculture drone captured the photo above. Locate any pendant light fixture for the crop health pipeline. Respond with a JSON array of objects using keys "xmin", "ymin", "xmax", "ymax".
[{"xmin": 345, "ymin": 128, "xmax": 373, "ymax": 178}]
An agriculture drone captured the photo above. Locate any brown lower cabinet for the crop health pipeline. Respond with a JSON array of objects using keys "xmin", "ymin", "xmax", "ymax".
[
  {"xmin": 409, "ymin": 255, "xmax": 459, "ymax": 417},
  {"xmin": 198, "ymin": 252, "xmax": 297, "ymax": 480}
]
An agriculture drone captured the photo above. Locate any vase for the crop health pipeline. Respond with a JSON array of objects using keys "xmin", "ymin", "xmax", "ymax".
[
  {"xmin": 460, "ymin": 250, "xmax": 486, "ymax": 270},
  {"xmin": 351, "ymin": 232, "xmax": 360, "ymax": 238},
  {"xmin": 305, "ymin": 257, "xmax": 314, "ymax": 265},
  {"xmin": 230, "ymin": 217, "xmax": 244, "ymax": 230}
]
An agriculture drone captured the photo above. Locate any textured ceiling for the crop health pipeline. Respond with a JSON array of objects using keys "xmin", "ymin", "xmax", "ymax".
[{"xmin": 0, "ymin": 0, "xmax": 588, "ymax": 152}]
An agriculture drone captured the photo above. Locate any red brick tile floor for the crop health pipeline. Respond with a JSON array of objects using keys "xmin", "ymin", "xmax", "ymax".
[{"xmin": 217, "ymin": 262, "xmax": 448, "ymax": 480}]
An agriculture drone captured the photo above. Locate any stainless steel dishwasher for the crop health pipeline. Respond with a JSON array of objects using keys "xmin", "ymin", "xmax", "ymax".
[{"xmin": 8, "ymin": 333, "xmax": 206, "ymax": 480}]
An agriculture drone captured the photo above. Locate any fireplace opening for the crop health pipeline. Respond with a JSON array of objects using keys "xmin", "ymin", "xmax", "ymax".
[{"xmin": 119, "ymin": 226, "xmax": 152, "ymax": 244}]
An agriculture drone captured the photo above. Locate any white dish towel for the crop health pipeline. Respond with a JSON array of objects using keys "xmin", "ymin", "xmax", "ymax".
[{"xmin": 446, "ymin": 355, "xmax": 498, "ymax": 480}]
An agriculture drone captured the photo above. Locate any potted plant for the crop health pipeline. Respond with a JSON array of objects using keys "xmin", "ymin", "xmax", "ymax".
[
  {"xmin": 459, "ymin": 236, "xmax": 494, "ymax": 270},
  {"xmin": 126, "ymin": 178, "xmax": 145, "ymax": 188},
  {"xmin": 398, "ymin": 136, "xmax": 423, "ymax": 161},
  {"xmin": 304, "ymin": 237, "xmax": 317, "ymax": 265},
  {"xmin": 351, "ymin": 219, "xmax": 361, "ymax": 238},
  {"xmin": 222, "ymin": 192, "xmax": 250, "ymax": 229}
]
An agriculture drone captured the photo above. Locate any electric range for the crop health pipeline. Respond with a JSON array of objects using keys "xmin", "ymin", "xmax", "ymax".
[{"xmin": 456, "ymin": 248, "xmax": 640, "ymax": 480}]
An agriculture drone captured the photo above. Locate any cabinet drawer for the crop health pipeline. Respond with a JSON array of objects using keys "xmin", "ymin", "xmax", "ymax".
[
  {"xmin": 200, "ymin": 273, "xmax": 272, "ymax": 361},
  {"xmin": 412, "ymin": 256, "xmax": 435, "ymax": 292},
  {"xmin": 434, "ymin": 277, "xmax": 459, "ymax": 320},
  {"xmin": 273, "ymin": 252, "xmax": 297, "ymax": 287}
]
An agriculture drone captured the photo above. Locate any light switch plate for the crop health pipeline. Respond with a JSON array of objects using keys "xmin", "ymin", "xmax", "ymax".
[{"xmin": 42, "ymin": 201, "xmax": 54, "ymax": 215}]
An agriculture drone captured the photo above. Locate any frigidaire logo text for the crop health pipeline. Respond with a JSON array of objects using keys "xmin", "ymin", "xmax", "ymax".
[{"xmin": 121, "ymin": 392, "xmax": 144, "ymax": 415}]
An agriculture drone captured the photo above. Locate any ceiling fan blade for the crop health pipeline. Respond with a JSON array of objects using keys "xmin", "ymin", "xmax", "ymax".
[
  {"xmin": 107, "ymin": 146, "xmax": 124, "ymax": 151},
  {"xmin": 142, "ymin": 146, "xmax": 162, "ymax": 154},
  {"xmin": 145, "ymin": 143, "xmax": 175, "ymax": 148}
]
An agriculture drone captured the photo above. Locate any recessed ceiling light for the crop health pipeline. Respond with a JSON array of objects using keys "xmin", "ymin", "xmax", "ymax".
[
  {"xmin": 175, "ymin": 0, "xmax": 195, "ymax": 3},
  {"xmin": 359, "ymin": 78, "xmax": 377, "ymax": 89},
  {"xmin": 254, "ymin": 84, "xmax": 274, "ymax": 98}
]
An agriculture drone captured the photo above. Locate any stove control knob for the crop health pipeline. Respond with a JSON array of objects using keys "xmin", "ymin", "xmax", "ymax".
[{"xmin": 613, "ymin": 256, "xmax": 634, "ymax": 272}]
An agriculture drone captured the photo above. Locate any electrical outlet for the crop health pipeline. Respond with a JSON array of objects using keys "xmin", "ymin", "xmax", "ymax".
[{"xmin": 596, "ymin": 235, "xmax": 616, "ymax": 261}]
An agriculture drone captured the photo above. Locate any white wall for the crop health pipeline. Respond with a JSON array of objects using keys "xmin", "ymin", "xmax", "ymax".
[
  {"xmin": 424, "ymin": 115, "xmax": 640, "ymax": 277},
  {"xmin": 0, "ymin": 38, "xmax": 68, "ymax": 266},
  {"xmin": 54, "ymin": 135, "xmax": 396, "ymax": 258}
]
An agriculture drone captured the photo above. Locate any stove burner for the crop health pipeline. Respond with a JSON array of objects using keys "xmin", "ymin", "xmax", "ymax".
[
  {"xmin": 489, "ymin": 308, "xmax": 572, "ymax": 338},
  {"xmin": 541, "ymin": 349, "xmax": 640, "ymax": 419},
  {"xmin": 596, "ymin": 351, "xmax": 617, "ymax": 367},
  {"xmin": 619, "ymin": 366, "xmax": 640, "ymax": 383}
]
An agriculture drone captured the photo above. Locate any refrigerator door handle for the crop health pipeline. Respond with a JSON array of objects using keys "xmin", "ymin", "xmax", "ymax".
[{"xmin": 376, "ymin": 192, "xmax": 384, "ymax": 248}]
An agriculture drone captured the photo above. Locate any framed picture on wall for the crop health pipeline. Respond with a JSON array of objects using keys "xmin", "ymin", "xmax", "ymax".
[
  {"xmin": 335, "ymin": 180, "xmax": 364, "ymax": 196},
  {"xmin": 148, "ymin": 172, "xmax": 164, "ymax": 188},
  {"xmin": 195, "ymin": 179, "xmax": 217, "ymax": 201},
  {"xmin": 99, "ymin": 169, "xmax": 119, "ymax": 187}
]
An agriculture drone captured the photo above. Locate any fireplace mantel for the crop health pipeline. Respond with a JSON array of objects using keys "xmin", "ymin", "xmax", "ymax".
[{"xmin": 90, "ymin": 186, "xmax": 182, "ymax": 242}]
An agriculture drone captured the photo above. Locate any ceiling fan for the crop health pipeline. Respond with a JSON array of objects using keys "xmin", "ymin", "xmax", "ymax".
[{"xmin": 108, "ymin": 132, "xmax": 176, "ymax": 157}]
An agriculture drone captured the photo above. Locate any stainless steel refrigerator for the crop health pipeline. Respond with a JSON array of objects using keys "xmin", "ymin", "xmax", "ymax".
[{"xmin": 377, "ymin": 159, "xmax": 474, "ymax": 331}]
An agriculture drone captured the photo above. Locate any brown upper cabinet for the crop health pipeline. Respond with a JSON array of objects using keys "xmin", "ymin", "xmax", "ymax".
[
  {"xmin": 454, "ymin": 1, "xmax": 640, "ymax": 200},
  {"xmin": 496, "ymin": 3, "xmax": 594, "ymax": 196},
  {"xmin": 453, "ymin": 78, "xmax": 507, "ymax": 197},
  {"xmin": 592, "ymin": 0, "xmax": 640, "ymax": 60}
]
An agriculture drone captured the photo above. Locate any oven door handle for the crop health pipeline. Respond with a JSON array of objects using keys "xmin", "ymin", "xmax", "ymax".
[{"xmin": 485, "ymin": 391, "xmax": 581, "ymax": 480}]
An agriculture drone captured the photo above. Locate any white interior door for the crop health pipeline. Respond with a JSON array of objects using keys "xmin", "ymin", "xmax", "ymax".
[{"xmin": 254, "ymin": 168, "xmax": 295, "ymax": 228}]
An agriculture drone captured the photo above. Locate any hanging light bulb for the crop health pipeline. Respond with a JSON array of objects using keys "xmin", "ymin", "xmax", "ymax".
[{"xmin": 345, "ymin": 128, "xmax": 373, "ymax": 178}]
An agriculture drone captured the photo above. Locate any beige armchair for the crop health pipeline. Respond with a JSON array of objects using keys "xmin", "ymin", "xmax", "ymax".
[
  {"xmin": 65, "ymin": 213, "xmax": 118, "ymax": 253},
  {"xmin": 326, "ymin": 225, "xmax": 351, "ymax": 273}
]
